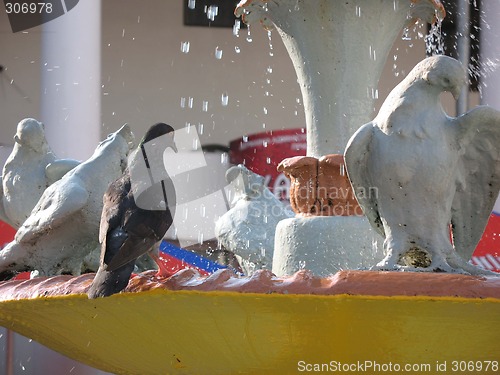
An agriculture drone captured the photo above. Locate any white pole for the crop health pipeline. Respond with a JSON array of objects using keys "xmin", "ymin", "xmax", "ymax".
[
  {"xmin": 456, "ymin": 0, "xmax": 470, "ymax": 115},
  {"xmin": 40, "ymin": 0, "xmax": 101, "ymax": 160},
  {"xmin": 480, "ymin": 0, "xmax": 500, "ymax": 214},
  {"xmin": 480, "ymin": 0, "xmax": 500, "ymax": 108}
]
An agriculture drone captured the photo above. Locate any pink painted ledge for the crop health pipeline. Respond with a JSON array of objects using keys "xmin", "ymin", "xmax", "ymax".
[{"xmin": 0, "ymin": 269, "xmax": 500, "ymax": 301}]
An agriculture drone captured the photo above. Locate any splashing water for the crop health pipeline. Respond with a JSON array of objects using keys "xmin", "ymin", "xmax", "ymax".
[
  {"xmin": 246, "ymin": 25, "xmax": 252, "ymax": 43},
  {"xmin": 233, "ymin": 20, "xmax": 241, "ymax": 37},
  {"xmin": 267, "ymin": 30, "xmax": 274, "ymax": 57},
  {"xmin": 188, "ymin": 0, "xmax": 195, "ymax": 10},
  {"xmin": 425, "ymin": 18, "xmax": 444, "ymax": 56}
]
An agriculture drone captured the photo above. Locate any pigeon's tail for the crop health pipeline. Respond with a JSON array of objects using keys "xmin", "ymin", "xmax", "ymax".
[
  {"xmin": 87, "ymin": 261, "xmax": 135, "ymax": 298},
  {"xmin": 87, "ymin": 228, "xmax": 135, "ymax": 298},
  {"xmin": 0, "ymin": 241, "xmax": 30, "ymax": 279}
]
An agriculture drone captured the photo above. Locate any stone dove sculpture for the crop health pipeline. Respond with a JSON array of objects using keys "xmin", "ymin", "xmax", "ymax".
[
  {"xmin": 88, "ymin": 123, "xmax": 177, "ymax": 298},
  {"xmin": 0, "ymin": 124, "xmax": 135, "ymax": 277},
  {"xmin": 215, "ymin": 164, "xmax": 294, "ymax": 275},
  {"xmin": 344, "ymin": 55, "xmax": 500, "ymax": 275},
  {"xmin": 0, "ymin": 118, "xmax": 80, "ymax": 228}
]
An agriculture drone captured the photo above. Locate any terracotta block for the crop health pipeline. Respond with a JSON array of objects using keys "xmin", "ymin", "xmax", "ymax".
[{"xmin": 278, "ymin": 154, "xmax": 361, "ymax": 216}]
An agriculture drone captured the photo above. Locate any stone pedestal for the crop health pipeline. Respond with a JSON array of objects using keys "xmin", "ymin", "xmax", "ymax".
[{"xmin": 273, "ymin": 216, "xmax": 383, "ymax": 277}]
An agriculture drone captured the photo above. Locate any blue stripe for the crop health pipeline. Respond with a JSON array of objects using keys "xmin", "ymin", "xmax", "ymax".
[{"xmin": 159, "ymin": 241, "xmax": 228, "ymax": 274}]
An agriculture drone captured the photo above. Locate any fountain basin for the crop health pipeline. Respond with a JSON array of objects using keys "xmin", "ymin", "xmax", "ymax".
[{"xmin": 0, "ymin": 270, "xmax": 499, "ymax": 374}]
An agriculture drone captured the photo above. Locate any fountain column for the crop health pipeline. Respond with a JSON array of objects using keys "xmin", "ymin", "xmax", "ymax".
[
  {"xmin": 40, "ymin": 0, "xmax": 101, "ymax": 160},
  {"xmin": 480, "ymin": 0, "xmax": 500, "ymax": 213},
  {"xmin": 236, "ymin": 0, "xmax": 444, "ymax": 276}
]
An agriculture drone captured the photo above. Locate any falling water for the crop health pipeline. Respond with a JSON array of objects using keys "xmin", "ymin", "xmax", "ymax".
[
  {"xmin": 425, "ymin": 17, "xmax": 444, "ymax": 56},
  {"xmin": 180, "ymin": 41, "xmax": 190, "ymax": 54},
  {"xmin": 221, "ymin": 92, "xmax": 229, "ymax": 106},
  {"xmin": 206, "ymin": 5, "xmax": 219, "ymax": 21},
  {"xmin": 215, "ymin": 46, "xmax": 223, "ymax": 60}
]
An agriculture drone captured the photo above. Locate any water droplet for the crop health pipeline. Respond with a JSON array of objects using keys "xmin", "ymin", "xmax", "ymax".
[
  {"xmin": 246, "ymin": 26, "xmax": 253, "ymax": 43},
  {"xmin": 235, "ymin": 46, "xmax": 241, "ymax": 53},
  {"xmin": 266, "ymin": 157, "xmax": 271, "ymax": 164},
  {"xmin": 181, "ymin": 41, "xmax": 190, "ymax": 54},
  {"xmin": 192, "ymin": 137, "xmax": 199, "ymax": 150},
  {"xmin": 188, "ymin": 0, "xmax": 196, "ymax": 9},
  {"xmin": 180, "ymin": 97, "xmax": 186, "ymax": 108},
  {"xmin": 263, "ymin": 140, "xmax": 268, "ymax": 147},
  {"xmin": 221, "ymin": 92, "xmax": 229, "ymax": 106},
  {"xmin": 206, "ymin": 5, "xmax": 218, "ymax": 21},
  {"xmin": 242, "ymin": 135, "xmax": 248, "ymax": 142},
  {"xmin": 402, "ymin": 28, "xmax": 411, "ymax": 41},
  {"xmin": 215, "ymin": 46, "xmax": 223, "ymax": 59},
  {"xmin": 355, "ymin": 5, "xmax": 361, "ymax": 17},
  {"xmin": 263, "ymin": 107, "xmax": 268, "ymax": 115},
  {"xmin": 198, "ymin": 123, "xmax": 204, "ymax": 134},
  {"xmin": 188, "ymin": 97, "xmax": 194, "ymax": 109},
  {"xmin": 202, "ymin": 100, "xmax": 209, "ymax": 112},
  {"xmin": 233, "ymin": 20, "xmax": 241, "ymax": 37}
]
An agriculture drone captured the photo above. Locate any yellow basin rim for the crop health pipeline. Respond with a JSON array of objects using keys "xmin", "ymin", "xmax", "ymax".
[{"xmin": 0, "ymin": 290, "xmax": 499, "ymax": 375}]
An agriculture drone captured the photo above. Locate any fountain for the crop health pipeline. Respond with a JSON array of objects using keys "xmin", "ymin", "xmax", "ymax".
[
  {"xmin": 0, "ymin": 2, "xmax": 500, "ymax": 374},
  {"xmin": 235, "ymin": 0, "xmax": 445, "ymax": 276}
]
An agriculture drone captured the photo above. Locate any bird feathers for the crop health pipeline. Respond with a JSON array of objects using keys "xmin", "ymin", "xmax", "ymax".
[{"xmin": 451, "ymin": 106, "xmax": 500, "ymax": 260}]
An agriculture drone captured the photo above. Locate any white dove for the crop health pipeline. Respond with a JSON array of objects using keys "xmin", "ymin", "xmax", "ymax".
[
  {"xmin": 0, "ymin": 118, "xmax": 80, "ymax": 228},
  {"xmin": 0, "ymin": 124, "xmax": 135, "ymax": 277},
  {"xmin": 344, "ymin": 55, "xmax": 500, "ymax": 275},
  {"xmin": 215, "ymin": 164, "xmax": 294, "ymax": 275}
]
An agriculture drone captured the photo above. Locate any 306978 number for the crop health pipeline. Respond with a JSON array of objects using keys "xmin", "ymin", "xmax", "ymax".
[
  {"xmin": 451, "ymin": 360, "xmax": 499, "ymax": 372},
  {"xmin": 5, "ymin": 2, "xmax": 53, "ymax": 14}
]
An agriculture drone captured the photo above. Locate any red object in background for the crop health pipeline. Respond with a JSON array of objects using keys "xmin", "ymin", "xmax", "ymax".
[
  {"xmin": 471, "ymin": 213, "xmax": 500, "ymax": 272},
  {"xmin": 0, "ymin": 220, "xmax": 16, "ymax": 249},
  {"xmin": 229, "ymin": 128, "xmax": 306, "ymax": 201}
]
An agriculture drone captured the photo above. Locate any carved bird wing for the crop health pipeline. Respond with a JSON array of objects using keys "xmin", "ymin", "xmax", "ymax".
[
  {"xmin": 0, "ymin": 176, "xmax": 13, "ymax": 226},
  {"xmin": 45, "ymin": 159, "xmax": 80, "ymax": 185},
  {"xmin": 451, "ymin": 105, "xmax": 500, "ymax": 261},
  {"xmin": 344, "ymin": 123, "xmax": 385, "ymax": 238},
  {"xmin": 15, "ymin": 178, "xmax": 89, "ymax": 244}
]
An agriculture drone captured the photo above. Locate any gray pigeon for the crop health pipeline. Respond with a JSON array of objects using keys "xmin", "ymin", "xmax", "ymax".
[
  {"xmin": 345, "ymin": 55, "xmax": 500, "ymax": 275},
  {"xmin": 0, "ymin": 125, "xmax": 134, "ymax": 277},
  {"xmin": 88, "ymin": 123, "xmax": 177, "ymax": 298},
  {"xmin": 0, "ymin": 118, "xmax": 79, "ymax": 228}
]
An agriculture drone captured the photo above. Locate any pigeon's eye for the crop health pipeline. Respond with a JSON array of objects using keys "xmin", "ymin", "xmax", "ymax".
[{"xmin": 443, "ymin": 77, "xmax": 451, "ymax": 85}]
